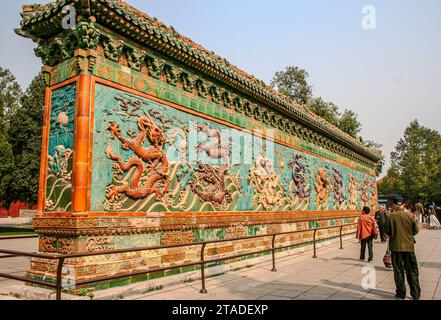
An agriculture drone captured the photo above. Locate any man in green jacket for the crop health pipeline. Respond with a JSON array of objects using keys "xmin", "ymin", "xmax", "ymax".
[{"xmin": 385, "ymin": 198, "xmax": 421, "ymax": 300}]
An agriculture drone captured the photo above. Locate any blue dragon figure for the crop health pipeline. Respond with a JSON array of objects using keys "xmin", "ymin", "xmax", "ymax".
[
  {"xmin": 331, "ymin": 167, "xmax": 345, "ymax": 206},
  {"xmin": 289, "ymin": 154, "xmax": 311, "ymax": 201}
]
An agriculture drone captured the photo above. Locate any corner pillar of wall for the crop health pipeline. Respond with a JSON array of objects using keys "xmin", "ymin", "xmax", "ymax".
[
  {"xmin": 37, "ymin": 66, "xmax": 53, "ymax": 215},
  {"xmin": 72, "ymin": 50, "xmax": 96, "ymax": 217}
]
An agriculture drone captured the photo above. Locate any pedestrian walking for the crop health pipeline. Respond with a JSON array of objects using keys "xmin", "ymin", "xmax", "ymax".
[
  {"xmin": 374, "ymin": 206, "xmax": 387, "ymax": 242},
  {"xmin": 436, "ymin": 207, "xmax": 441, "ymax": 226},
  {"xmin": 357, "ymin": 206, "xmax": 378, "ymax": 262},
  {"xmin": 385, "ymin": 198, "xmax": 421, "ymax": 300},
  {"xmin": 415, "ymin": 202, "xmax": 424, "ymax": 224},
  {"xmin": 429, "ymin": 206, "xmax": 441, "ymax": 230}
]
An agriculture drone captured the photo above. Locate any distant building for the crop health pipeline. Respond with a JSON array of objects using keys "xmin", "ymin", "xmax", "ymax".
[{"xmin": 0, "ymin": 202, "xmax": 36, "ymax": 218}]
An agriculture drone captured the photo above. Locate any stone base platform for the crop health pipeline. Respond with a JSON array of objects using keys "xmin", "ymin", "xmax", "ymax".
[
  {"xmin": 3, "ymin": 234, "xmax": 354, "ymax": 300},
  {"xmin": 27, "ymin": 213, "xmax": 358, "ymax": 295}
]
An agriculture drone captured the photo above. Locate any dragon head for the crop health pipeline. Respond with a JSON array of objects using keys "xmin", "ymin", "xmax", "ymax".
[{"xmin": 138, "ymin": 115, "xmax": 166, "ymax": 147}]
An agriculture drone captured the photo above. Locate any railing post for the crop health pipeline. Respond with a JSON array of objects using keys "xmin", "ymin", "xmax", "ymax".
[
  {"xmin": 339, "ymin": 226, "xmax": 344, "ymax": 249},
  {"xmin": 312, "ymin": 229, "xmax": 317, "ymax": 258},
  {"xmin": 271, "ymin": 235, "xmax": 277, "ymax": 272},
  {"xmin": 55, "ymin": 257, "xmax": 65, "ymax": 301},
  {"xmin": 200, "ymin": 243, "xmax": 208, "ymax": 294}
]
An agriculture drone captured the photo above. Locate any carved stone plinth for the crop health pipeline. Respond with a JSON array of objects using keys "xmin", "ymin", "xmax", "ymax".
[{"xmin": 28, "ymin": 214, "xmax": 358, "ymax": 292}]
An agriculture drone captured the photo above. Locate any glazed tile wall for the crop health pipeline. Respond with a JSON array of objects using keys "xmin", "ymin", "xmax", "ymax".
[
  {"xmin": 91, "ymin": 84, "xmax": 377, "ymax": 213},
  {"xmin": 45, "ymin": 84, "xmax": 76, "ymax": 212}
]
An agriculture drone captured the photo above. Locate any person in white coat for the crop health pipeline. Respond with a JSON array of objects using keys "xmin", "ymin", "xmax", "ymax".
[{"xmin": 429, "ymin": 206, "xmax": 441, "ymax": 230}]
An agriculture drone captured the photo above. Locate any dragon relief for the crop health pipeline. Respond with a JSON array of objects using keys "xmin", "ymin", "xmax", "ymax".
[
  {"xmin": 93, "ymin": 88, "xmax": 379, "ymax": 214},
  {"xmin": 104, "ymin": 113, "xmax": 170, "ymax": 203},
  {"xmin": 189, "ymin": 123, "xmax": 235, "ymax": 209},
  {"xmin": 314, "ymin": 167, "xmax": 330, "ymax": 208},
  {"xmin": 331, "ymin": 167, "xmax": 346, "ymax": 209},
  {"xmin": 361, "ymin": 176, "xmax": 376, "ymax": 208},
  {"xmin": 189, "ymin": 161, "xmax": 233, "ymax": 209},
  {"xmin": 288, "ymin": 154, "xmax": 311, "ymax": 209},
  {"xmin": 348, "ymin": 174, "xmax": 360, "ymax": 209},
  {"xmin": 248, "ymin": 146, "xmax": 286, "ymax": 210},
  {"xmin": 194, "ymin": 123, "xmax": 232, "ymax": 168},
  {"xmin": 369, "ymin": 181, "xmax": 378, "ymax": 208}
]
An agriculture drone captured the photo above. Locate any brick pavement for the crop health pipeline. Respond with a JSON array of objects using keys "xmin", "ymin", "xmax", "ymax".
[
  {"xmin": 0, "ymin": 238, "xmax": 37, "ymax": 292},
  {"xmin": 0, "ymin": 230, "xmax": 440, "ymax": 300},
  {"xmin": 127, "ymin": 229, "xmax": 441, "ymax": 300}
]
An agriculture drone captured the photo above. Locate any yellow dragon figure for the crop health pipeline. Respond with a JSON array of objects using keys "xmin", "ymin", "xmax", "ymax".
[
  {"xmin": 105, "ymin": 114, "xmax": 170, "ymax": 201},
  {"xmin": 348, "ymin": 174, "xmax": 360, "ymax": 208},
  {"xmin": 314, "ymin": 168, "xmax": 330, "ymax": 208},
  {"xmin": 248, "ymin": 149, "xmax": 284, "ymax": 210},
  {"xmin": 360, "ymin": 177, "xmax": 371, "ymax": 208},
  {"xmin": 253, "ymin": 173, "xmax": 283, "ymax": 209}
]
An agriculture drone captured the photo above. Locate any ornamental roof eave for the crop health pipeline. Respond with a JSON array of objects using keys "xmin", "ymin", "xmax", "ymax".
[{"xmin": 17, "ymin": 0, "xmax": 382, "ymax": 163}]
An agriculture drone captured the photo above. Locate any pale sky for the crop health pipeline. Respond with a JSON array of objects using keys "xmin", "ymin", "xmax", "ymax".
[{"xmin": 1, "ymin": 0, "xmax": 440, "ymax": 177}]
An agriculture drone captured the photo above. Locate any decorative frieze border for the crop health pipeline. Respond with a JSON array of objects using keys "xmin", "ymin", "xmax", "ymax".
[
  {"xmin": 33, "ymin": 210, "xmax": 361, "ymax": 237},
  {"xmin": 42, "ymin": 56, "xmax": 376, "ymax": 176},
  {"xmin": 32, "ymin": 20, "xmax": 380, "ymax": 171}
]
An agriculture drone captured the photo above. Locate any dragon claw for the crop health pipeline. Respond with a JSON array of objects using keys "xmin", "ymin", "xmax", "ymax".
[
  {"xmin": 108, "ymin": 121, "xmax": 121, "ymax": 138},
  {"xmin": 107, "ymin": 185, "xmax": 122, "ymax": 201}
]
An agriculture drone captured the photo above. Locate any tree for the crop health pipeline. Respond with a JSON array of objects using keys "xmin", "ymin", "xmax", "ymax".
[
  {"xmin": 387, "ymin": 120, "xmax": 441, "ymax": 205},
  {"xmin": 0, "ymin": 67, "xmax": 22, "ymax": 120},
  {"xmin": 0, "ymin": 68, "xmax": 22, "ymax": 207},
  {"xmin": 0, "ymin": 124, "xmax": 14, "ymax": 206},
  {"xmin": 270, "ymin": 66, "xmax": 312, "ymax": 105},
  {"xmin": 270, "ymin": 66, "xmax": 363, "ymax": 138},
  {"xmin": 378, "ymin": 166, "xmax": 402, "ymax": 197},
  {"xmin": 271, "ymin": 65, "xmax": 382, "ymax": 172},
  {"xmin": 338, "ymin": 109, "xmax": 361, "ymax": 138},
  {"xmin": 362, "ymin": 140, "xmax": 385, "ymax": 177},
  {"xmin": 306, "ymin": 97, "xmax": 340, "ymax": 126},
  {"xmin": 7, "ymin": 74, "xmax": 46, "ymax": 207}
]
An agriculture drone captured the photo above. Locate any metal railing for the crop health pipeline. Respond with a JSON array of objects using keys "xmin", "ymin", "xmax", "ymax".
[{"xmin": 0, "ymin": 222, "xmax": 357, "ymax": 300}]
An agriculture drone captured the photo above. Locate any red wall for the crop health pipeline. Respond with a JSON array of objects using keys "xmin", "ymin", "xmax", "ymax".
[{"xmin": 0, "ymin": 202, "xmax": 35, "ymax": 218}]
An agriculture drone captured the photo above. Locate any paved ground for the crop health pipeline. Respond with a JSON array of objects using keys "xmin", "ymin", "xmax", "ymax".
[
  {"xmin": 0, "ymin": 230, "xmax": 440, "ymax": 300},
  {"xmin": 0, "ymin": 238, "xmax": 37, "ymax": 291},
  {"xmin": 127, "ymin": 229, "xmax": 441, "ymax": 300}
]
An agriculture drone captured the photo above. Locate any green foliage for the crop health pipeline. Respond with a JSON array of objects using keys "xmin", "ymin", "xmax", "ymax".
[
  {"xmin": 363, "ymin": 140, "xmax": 385, "ymax": 177},
  {"xmin": 0, "ymin": 68, "xmax": 45, "ymax": 208},
  {"xmin": 0, "ymin": 132, "xmax": 14, "ymax": 205},
  {"xmin": 270, "ymin": 66, "xmax": 312, "ymax": 106},
  {"xmin": 306, "ymin": 97, "xmax": 340, "ymax": 126},
  {"xmin": 378, "ymin": 168, "xmax": 398, "ymax": 197},
  {"xmin": 380, "ymin": 120, "xmax": 441, "ymax": 205},
  {"xmin": 271, "ymin": 65, "xmax": 381, "ymax": 170},
  {"xmin": 0, "ymin": 68, "xmax": 21, "ymax": 207},
  {"xmin": 8, "ymin": 74, "xmax": 46, "ymax": 207},
  {"xmin": 0, "ymin": 67, "xmax": 22, "ymax": 119},
  {"xmin": 271, "ymin": 66, "xmax": 385, "ymax": 176},
  {"xmin": 0, "ymin": 227, "xmax": 35, "ymax": 236},
  {"xmin": 271, "ymin": 66, "xmax": 363, "ymax": 138},
  {"xmin": 9, "ymin": 74, "xmax": 45, "ymax": 155},
  {"xmin": 338, "ymin": 109, "xmax": 361, "ymax": 138}
]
